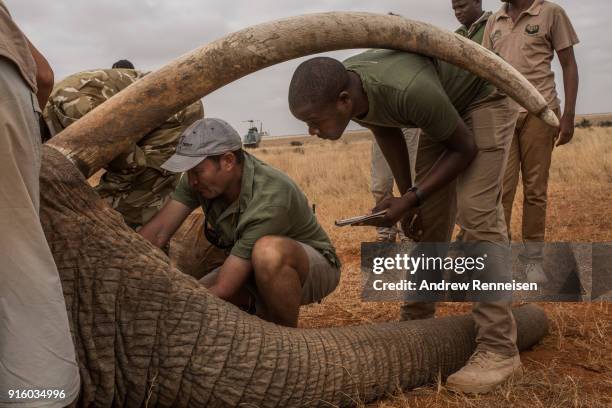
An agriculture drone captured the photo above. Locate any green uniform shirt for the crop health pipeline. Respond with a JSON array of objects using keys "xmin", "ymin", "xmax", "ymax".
[
  {"xmin": 171, "ymin": 153, "xmax": 340, "ymax": 268},
  {"xmin": 343, "ymin": 49, "xmax": 493, "ymax": 141},
  {"xmin": 455, "ymin": 11, "xmax": 493, "ymax": 45}
]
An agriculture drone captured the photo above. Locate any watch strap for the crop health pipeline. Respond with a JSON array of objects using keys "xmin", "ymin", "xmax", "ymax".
[{"xmin": 407, "ymin": 186, "xmax": 424, "ymax": 206}]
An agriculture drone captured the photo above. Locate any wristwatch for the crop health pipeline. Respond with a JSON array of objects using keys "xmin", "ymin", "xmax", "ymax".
[{"xmin": 407, "ymin": 186, "xmax": 424, "ymax": 206}]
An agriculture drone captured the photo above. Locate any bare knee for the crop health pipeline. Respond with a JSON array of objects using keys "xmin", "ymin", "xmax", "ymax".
[{"xmin": 252, "ymin": 236, "xmax": 290, "ymax": 282}]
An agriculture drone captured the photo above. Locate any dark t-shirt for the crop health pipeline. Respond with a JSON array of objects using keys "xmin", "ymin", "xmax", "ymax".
[{"xmin": 344, "ymin": 49, "xmax": 493, "ymax": 141}]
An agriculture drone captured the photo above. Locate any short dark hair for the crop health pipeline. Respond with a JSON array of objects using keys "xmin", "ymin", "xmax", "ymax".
[
  {"xmin": 288, "ymin": 57, "xmax": 349, "ymax": 112},
  {"xmin": 207, "ymin": 149, "xmax": 245, "ymax": 165},
  {"xmin": 112, "ymin": 59, "xmax": 135, "ymax": 69}
]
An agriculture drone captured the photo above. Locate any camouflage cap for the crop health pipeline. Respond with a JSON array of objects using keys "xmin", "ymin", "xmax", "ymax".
[{"xmin": 161, "ymin": 118, "xmax": 243, "ymax": 173}]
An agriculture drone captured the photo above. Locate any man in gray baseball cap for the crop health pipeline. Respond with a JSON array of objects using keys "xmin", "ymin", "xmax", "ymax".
[
  {"xmin": 140, "ymin": 118, "xmax": 341, "ymax": 327},
  {"xmin": 160, "ymin": 117, "xmax": 243, "ymax": 173}
]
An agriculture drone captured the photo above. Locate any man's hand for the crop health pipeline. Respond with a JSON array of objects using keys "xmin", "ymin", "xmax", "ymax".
[
  {"xmin": 400, "ymin": 208, "xmax": 424, "ymax": 241},
  {"xmin": 373, "ymin": 193, "xmax": 419, "ymax": 227},
  {"xmin": 556, "ymin": 112, "xmax": 575, "ymax": 147},
  {"xmin": 207, "ymin": 255, "xmax": 252, "ymax": 301}
]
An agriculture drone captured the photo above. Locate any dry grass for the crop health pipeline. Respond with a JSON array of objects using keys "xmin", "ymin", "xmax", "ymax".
[
  {"xmin": 86, "ymin": 126, "xmax": 611, "ymax": 406},
  {"xmin": 575, "ymin": 112, "xmax": 612, "ymax": 125},
  {"xmin": 251, "ymin": 127, "xmax": 612, "ymax": 408}
]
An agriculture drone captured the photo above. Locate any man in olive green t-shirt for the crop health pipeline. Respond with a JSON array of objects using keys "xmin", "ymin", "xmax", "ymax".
[
  {"xmin": 139, "ymin": 118, "xmax": 340, "ymax": 327},
  {"xmin": 288, "ymin": 51, "xmax": 519, "ymax": 393},
  {"xmin": 453, "ymin": 0, "xmax": 492, "ymax": 44}
]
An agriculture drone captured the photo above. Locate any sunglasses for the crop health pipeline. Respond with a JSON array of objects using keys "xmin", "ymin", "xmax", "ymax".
[{"xmin": 203, "ymin": 199, "xmax": 236, "ymax": 251}]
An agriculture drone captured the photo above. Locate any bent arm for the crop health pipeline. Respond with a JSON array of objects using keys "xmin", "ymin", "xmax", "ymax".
[
  {"xmin": 139, "ymin": 199, "xmax": 193, "ymax": 248},
  {"xmin": 370, "ymin": 122, "xmax": 476, "ymax": 224},
  {"xmin": 556, "ymin": 46, "xmax": 579, "ymax": 146},
  {"xmin": 370, "ymin": 126, "xmax": 412, "ymax": 194},
  {"xmin": 26, "ymin": 38, "xmax": 54, "ymax": 109},
  {"xmin": 204, "ymin": 255, "xmax": 252, "ymax": 300},
  {"xmin": 413, "ymin": 120, "xmax": 477, "ymax": 202}
]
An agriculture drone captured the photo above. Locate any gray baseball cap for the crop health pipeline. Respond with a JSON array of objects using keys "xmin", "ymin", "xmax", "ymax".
[{"xmin": 161, "ymin": 118, "xmax": 243, "ymax": 173}]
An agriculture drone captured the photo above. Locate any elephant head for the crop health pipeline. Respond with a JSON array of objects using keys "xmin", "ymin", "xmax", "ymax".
[{"xmin": 41, "ymin": 13, "xmax": 549, "ymax": 407}]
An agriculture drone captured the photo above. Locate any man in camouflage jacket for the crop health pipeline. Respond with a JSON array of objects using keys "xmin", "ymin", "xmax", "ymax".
[{"xmin": 44, "ymin": 64, "xmax": 204, "ymax": 229}]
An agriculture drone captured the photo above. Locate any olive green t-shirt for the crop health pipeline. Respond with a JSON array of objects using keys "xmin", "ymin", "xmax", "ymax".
[
  {"xmin": 455, "ymin": 11, "xmax": 492, "ymax": 45},
  {"xmin": 171, "ymin": 153, "xmax": 340, "ymax": 268},
  {"xmin": 343, "ymin": 49, "xmax": 493, "ymax": 141}
]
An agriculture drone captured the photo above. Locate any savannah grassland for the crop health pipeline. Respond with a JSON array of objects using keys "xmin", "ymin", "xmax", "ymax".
[{"xmin": 252, "ymin": 126, "xmax": 612, "ymax": 408}]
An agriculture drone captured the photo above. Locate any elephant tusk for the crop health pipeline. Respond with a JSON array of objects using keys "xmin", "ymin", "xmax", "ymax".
[{"xmin": 47, "ymin": 12, "xmax": 558, "ymax": 178}]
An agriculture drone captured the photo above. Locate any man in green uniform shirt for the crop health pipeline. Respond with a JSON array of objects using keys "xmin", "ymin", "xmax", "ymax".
[
  {"xmin": 288, "ymin": 48, "xmax": 519, "ymax": 392},
  {"xmin": 453, "ymin": 0, "xmax": 492, "ymax": 44},
  {"xmin": 44, "ymin": 61, "xmax": 204, "ymax": 229},
  {"xmin": 139, "ymin": 118, "xmax": 340, "ymax": 327}
]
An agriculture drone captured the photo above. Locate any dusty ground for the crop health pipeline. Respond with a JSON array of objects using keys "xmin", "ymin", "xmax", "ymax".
[{"xmin": 252, "ymin": 127, "xmax": 612, "ymax": 408}]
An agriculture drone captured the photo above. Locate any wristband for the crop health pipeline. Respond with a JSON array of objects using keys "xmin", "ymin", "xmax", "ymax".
[{"xmin": 407, "ymin": 186, "xmax": 424, "ymax": 206}]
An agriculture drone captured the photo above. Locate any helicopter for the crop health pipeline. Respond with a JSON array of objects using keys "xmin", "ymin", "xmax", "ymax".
[{"xmin": 242, "ymin": 120, "xmax": 268, "ymax": 148}]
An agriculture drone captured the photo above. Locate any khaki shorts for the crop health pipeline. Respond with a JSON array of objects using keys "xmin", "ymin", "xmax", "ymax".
[{"xmin": 295, "ymin": 242, "xmax": 341, "ymax": 305}]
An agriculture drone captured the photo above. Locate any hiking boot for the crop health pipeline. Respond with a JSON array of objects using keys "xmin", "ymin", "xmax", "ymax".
[
  {"xmin": 525, "ymin": 263, "xmax": 548, "ymax": 284},
  {"xmin": 446, "ymin": 350, "xmax": 522, "ymax": 394}
]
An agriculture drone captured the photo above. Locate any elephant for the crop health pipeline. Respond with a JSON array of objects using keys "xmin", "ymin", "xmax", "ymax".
[{"xmin": 41, "ymin": 13, "xmax": 552, "ymax": 407}]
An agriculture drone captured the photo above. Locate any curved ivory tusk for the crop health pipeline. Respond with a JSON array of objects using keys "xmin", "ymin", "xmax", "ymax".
[{"xmin": 47, "ymin": 12, "xmax": 558, "ymax": 177}]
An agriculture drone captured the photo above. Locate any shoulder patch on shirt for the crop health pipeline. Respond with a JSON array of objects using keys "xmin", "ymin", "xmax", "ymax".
[{"xmin": 525, "ymin": 24, "xmax": 540, "ymax": 35}]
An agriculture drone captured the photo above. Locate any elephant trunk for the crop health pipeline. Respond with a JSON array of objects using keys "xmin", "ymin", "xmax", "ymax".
[
  {"xmin": 189, "ymin": 306, "xmax": 546, "ymax": 407},
  {"xmin": 40, "ymin": 148, "xmax": 547, "ymax": 407},
  {"xmin": 46, "ymin": 12, "xmax": 558, "ymax": 178}
]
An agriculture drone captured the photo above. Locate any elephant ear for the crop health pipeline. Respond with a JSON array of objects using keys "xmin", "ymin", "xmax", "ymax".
[{"xmin": 47, "ymin": 12, "xmax": 558, "ymax": 178}]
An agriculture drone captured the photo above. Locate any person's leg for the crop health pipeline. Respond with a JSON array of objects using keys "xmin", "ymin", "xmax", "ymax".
[
  {"xmin": 295, "ymin": 242, "xmax": 340, "ymax": 306},
  {"xmin": 399, "ymin": 133, "xmax": 455, "ymax": 321},
  {"xmin": 250, "ymin": 236, "xmax": 312, "ymax": 327},
  {"xmin": 371, "ymin": 139, "xmax": 397, "ymax": 242},
  {"xmin": 472, "ymin": 302, "xmax": 518, "ymax": 357},
  {"xmin": 501, "ymin": 114, "xmax": 526, "ymax": 240},
  {"xmin": 447, "ymin": 95, "xmax": 520, "ymax": 393},
  {"xmin": 517, "ymin": 110, "xmax": 560, "ymax": 264},
  {"xmin": 402, "ymin": 128, "xmax": 420, "ymax": 185},
  {"xmin": 0, "ymin": 58, "xmax": 80, "ymax": 407},
  {"xmin": 397, "ymin": 128, "xmax": 421, "ymax": 242}
]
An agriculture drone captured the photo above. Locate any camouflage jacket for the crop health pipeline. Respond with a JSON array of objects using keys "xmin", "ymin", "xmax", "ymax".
[{"xmin": 44, "ymin": 68, "xmax": 204, "ymax": 228}]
